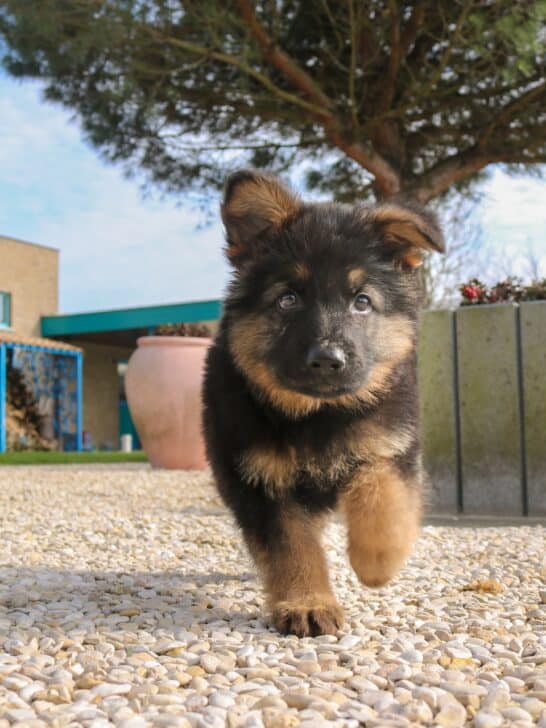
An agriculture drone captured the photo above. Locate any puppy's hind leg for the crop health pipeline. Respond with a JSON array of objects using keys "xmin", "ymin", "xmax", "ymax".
[{"xmin": 341, "ymin": 462, "xmax": 421, "ymax": 588}]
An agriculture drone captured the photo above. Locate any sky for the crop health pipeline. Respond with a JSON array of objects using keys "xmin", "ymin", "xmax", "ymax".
[{"xmin": 1, "ymin": 72, "xmax": 544, "ymax": 314}]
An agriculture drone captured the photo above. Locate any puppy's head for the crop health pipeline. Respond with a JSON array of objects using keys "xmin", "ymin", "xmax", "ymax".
[{"xmin": 222, "ymin": 170, "xmax": 444, "ymax": 417}]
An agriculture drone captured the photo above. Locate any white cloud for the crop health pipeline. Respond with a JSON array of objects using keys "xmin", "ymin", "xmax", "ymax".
[
  {"xmin": 479, "ymin": 168, "xmax": 546, "ymax": 280},
  {"xmin": 482, "ymin": 169, "xmax": 545, "ymax": 228},
  {"xmin": 0, "ymin": 75, "xmax": 230, "ymax": 312},
  {"xmin": 35, "ymin": 173, "xmax": 229, "ymax": 312}
]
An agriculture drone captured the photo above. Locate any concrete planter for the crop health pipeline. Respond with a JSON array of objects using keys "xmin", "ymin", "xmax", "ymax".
[
  {"xmin": 418, "ymin": 302, "xmax": 546, "ymax": 517},
  {"xmin": 125, "ymin": 336, "xmax": 212, "ymax": 470}
]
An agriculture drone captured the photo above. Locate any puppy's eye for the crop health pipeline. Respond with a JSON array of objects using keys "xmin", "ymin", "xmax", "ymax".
[
  {"xmin": 353, "ymin": 293, "xmax": 372, "ymax": 313},
  {"xmin": 277, "ymin": 291, "xmax": 299, "ymax": 311}
]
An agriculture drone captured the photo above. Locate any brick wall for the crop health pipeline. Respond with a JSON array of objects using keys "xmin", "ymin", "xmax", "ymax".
[{"xmin": 0, "ymin": 236, "xmax": 59, "ymax": 336}]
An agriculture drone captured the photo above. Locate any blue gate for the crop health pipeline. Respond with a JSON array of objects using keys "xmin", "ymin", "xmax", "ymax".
[{"xmin": 0, "ymin": 341, "xmax": 83, "ymax": 453}]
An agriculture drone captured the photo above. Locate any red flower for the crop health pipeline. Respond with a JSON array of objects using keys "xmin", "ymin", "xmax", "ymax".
[{"xmin": 462, "ymin": 285, "xmax": 480, "ymax": 301}]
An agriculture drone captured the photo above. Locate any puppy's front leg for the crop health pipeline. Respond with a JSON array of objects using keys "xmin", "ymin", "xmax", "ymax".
[
  {"xmin": 244, "ymin": 498, "xmax": 343, "ymax": 637},
  {"xmin": 341, "ymin": 461, "xmax": 421, "ymax": 587}
]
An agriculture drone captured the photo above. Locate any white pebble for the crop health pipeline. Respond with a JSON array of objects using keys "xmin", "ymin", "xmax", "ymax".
[
  {"xmin": 474, "ymin": 711, "xmax": 503, "ymax": 728},
  {"xmin": 435, "ymin": 702, "xmax": 467, "ymax": 727},
  {"xmin": 91, "ymin": 683, "xmax": 133, "ymax": 698},
  {"xmin": 446, "ymin": 644, "xmax": 472, "ymax": 659},
  {"xmin": 520, "ymin": 697, "xmax": 546, "ymax": 718},
  {"xmin": 501, "ymin": 707, "xmax": 533, "ymax": 723},
  {"xmin": 400, "ymin": 649, "xmax": 423, "ymax": 663},
  {"xmin": 338, "ymin": 635, "xmax": 361, "ymax": 649},
  {"xmin": 201, "ymin": 654, "xmax": 220, "ymax": 673},
  {"xmin": 389, "ymin": 664, "xmax": 413, "ymax": 681},
  {"xmin": 118, "ymin": 719, "xmax": 149, "ymax": 728},
  {"xmin": 316, "ymin": 668, "xmax": 352, "ymax": 682},
  {"xmin": 209, "ymin": 691, "xmax": 235, "ymax": 709}
]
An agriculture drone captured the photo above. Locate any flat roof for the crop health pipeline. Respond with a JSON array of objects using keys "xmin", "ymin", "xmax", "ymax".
[
  {"xmin": 0, "ymin": 234, "xmax": 59, "ymax": 253},
  {"xmin": 41, "ymin": 299, "xmax": 222, "ymax": 337}
]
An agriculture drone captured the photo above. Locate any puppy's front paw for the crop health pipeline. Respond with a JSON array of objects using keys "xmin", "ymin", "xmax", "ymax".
[
  {"xmin": 349, "ymin": 545, "xmax": 409, "ymax": 588},
  {"xmin": 272, "ymin": 596, "xmax": 343, "ymax": 637}
]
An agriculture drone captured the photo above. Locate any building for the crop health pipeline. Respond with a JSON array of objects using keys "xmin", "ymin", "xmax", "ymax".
[
  {"xmin": 0, "ymin": 235, "xmax": 220, "ymax": 452},
  {"xmin": 0, "ymin": 235, "xmax": 82, "ymax": 452}
]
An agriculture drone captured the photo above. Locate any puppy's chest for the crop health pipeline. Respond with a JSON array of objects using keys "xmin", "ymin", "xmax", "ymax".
[{"xmin": 238, "ymin": 418, "xmax": 412, "ymax": 496}]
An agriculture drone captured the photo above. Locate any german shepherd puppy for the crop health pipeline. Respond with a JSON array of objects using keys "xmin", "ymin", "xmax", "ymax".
[{"xmin": 203, "ymin": 170, "xmax": 443, "ymax": 637}]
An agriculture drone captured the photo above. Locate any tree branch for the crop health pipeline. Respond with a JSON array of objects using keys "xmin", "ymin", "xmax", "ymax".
[
  {"xmin": 406, "ymin": 0, "xmax": 475, "ymax": 102},
  {"xmin": 159, "ymin": 139, "xmax": 322, "ymax": 151},
  {"xmin": 410, "ymin": 149, "xmax": 491, "ymax": 202},
  {"xmin": 377, "ymin": 0, "xmax": 401, "ymax": 112},
  {"xmin": 479, "ymin": 80, "xmax": 546, "ymax": 149},
  {"xmin": 347, "ymin": 0, "xmax": 359, "ymax": 129},
  {"xmin": 399, "ymin": 0, "xmax": 427, "ymax": 57},
  {"xmin": 234, "ymin": 0, "xmax": 401, "ymax": 196},
  {"xmin": 148, "ymin": 30, "xmax": 329, "ymax": 118},
  {"xmin": 234, "ymin": 0, "xmax": 333, "ymax": 110},
  {"xmin": 412, "ymin": 144, "xmax": 545, "ymax": 204}
]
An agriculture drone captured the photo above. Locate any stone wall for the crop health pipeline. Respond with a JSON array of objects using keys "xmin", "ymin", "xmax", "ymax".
[{"xmin": 418, "ymin": 302, "xmax": 546, "ymax": 517}]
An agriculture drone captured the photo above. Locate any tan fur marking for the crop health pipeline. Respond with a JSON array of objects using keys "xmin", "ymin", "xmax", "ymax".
[
  {"xmin": 364, "ymin": 203, "xmax": 443, "ymax": 269},
  {"xmin": 347, "ymin": 422, "xmax": 415, "ymax": 462},
  {"xmin": 225, "ymin": 242, "xmax": 245, "ymax": 261},
  {"xmin": 337, "ymin": 313, "xmax": 414, "ymax": 408},
  {"xmin": 341, "ymin": 461, "xmax": 421, "ymax": 587},
  {"xmin": 264, "ymin": 280, "xmax": 300, "ymax": 306},
  {"xmin": 301, "ymin": 453, "xmax": 354, "ymax": 483},
  {"xmin": 259, "ymin": 509, "xmax": 331, "ymax": 605},
  {"xmin": 248, "ymin": 507, "xmax": 343, "ymax": 636},
  {"xmin": 226, "ymin": 176, "xmax": 300, "ymax": 234},
  {"xmin": 384, "ymin": 220, "xmax": 429, "ymax": 248},
  {"xmin": 348, "ymin": 267, "xmax": 366, "ymax": 289},
  {"xmin": 239, "ymin": 418, "xmax": 414, "ymax": 498},
  {"xmin": 228, "ymin": 314, "xmax": 324, "ymax": 418},
  {"xmin": 245, "ymin": 361, "xmax": 324, "ymax": 417},
  {"xmin": 293, "ymin": 262, "xmax": 310, "ymax": 280},
  {"xmin": 229, "ymin": 312, "xmax": 414, "ymax": 418},
  {"xmin": 240, "ymin": 443, "xmax": 359, "ymax": 495},
  {"xmin": 373, "ymin": 313, "xmax": 415, "ymax": 361},
  {"xmin": 370, "ymin": 204, "xmax": 430, "ymax": 235},
  {"xmin": 401, "ymin": 249, "xmax": 425, "ymax": 269},
  {"xmin": 239, "ymin": 446, "xmax": 297, "ymax": 493},
  {"xmin": 364, "ymin": 283, "xmax": 385, "ymax": 310}
]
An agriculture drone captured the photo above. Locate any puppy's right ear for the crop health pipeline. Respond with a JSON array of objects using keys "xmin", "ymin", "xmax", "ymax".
[{"xmin": 221, "ymin": 170, "xmax": 301, "ymax": 267}]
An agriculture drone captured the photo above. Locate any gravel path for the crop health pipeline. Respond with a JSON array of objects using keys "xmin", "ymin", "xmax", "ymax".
[{"xmin": 0, "ymin": 466, "xmax": 544, "ymax": 728}]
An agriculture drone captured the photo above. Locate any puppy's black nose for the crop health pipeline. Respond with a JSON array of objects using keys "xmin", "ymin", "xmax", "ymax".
[{"xmin": 306, "ymin": 345, "xmax": 346, "ymax": 372}]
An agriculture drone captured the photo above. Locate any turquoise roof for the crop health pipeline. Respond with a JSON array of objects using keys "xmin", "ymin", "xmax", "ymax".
[{"xmin": 41, "ymin": 299, "xmax": 222, "ymax": 337}]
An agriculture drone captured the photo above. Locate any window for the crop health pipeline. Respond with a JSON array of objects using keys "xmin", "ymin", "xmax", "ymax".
[{"xmin": 0, "ymin": 291, "xmax": 11, "ymax": 328}]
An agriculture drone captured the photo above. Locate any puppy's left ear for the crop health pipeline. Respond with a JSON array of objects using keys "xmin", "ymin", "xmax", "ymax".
[{"xmin": 369, "ymin": 202, "xmax": 445, "ymax": 269}]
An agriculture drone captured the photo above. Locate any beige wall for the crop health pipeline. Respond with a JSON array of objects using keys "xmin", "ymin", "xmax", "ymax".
[
  {"xmin": 0, "ymin": 236, "xmax": 59, "ymax": 336},
  {"xmin": 75, "ymin": 341, "xmax": 134, "ymax": 449}
]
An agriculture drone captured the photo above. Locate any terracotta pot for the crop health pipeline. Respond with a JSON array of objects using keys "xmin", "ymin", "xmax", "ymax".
[{"xmin": 125, "ymin": 336, "xmax": 212, "ymax": 469}]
